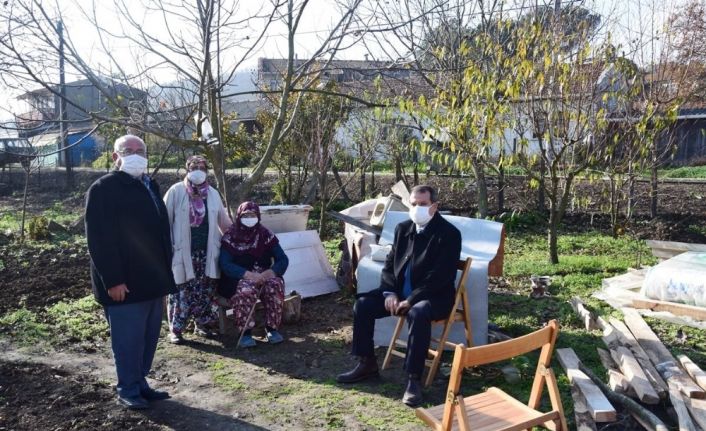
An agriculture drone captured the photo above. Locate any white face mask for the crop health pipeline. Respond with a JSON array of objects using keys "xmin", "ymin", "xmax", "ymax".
[
  {"xmin": 409, "ymin": 205, "xmax": 433, "ymax": 226},
  {"xmin": 187, "ymin": 170, "xmax": 207, "ymax": 185},
  {"xmin": 119, "ymin": 154, "xmax": 148, "ymax": 178},
  {"xmin": 240, "ymin": 217, "xmax": 258, "ymax": 228}
]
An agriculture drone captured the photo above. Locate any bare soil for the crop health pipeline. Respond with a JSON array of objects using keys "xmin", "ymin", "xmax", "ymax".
[{"xmin": 1, "ymin": 171, "xmax": 705, "ymax": 430}]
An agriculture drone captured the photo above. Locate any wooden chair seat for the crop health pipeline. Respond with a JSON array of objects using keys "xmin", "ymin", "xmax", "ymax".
[
  {"xmin": 417, "ymin": 387, "xmax": 562, "ymax": 431},
  {"xmin": 382, "ymin": 258, "xmax": 473, "ymax": 387}
]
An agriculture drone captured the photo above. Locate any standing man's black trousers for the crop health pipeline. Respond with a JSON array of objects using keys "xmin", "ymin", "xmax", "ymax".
[{"xmin": 350, "ymin": 295, "xmax": 452, "ymax": 376}]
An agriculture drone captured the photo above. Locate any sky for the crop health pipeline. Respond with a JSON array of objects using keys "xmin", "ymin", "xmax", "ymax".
[{"xmin": 0, "ymin": 0, "xmax": 686, "ymax": 122}]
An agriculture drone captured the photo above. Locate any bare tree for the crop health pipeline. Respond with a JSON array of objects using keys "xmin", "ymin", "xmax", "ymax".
[{"xmin": 0, "ymin": 0, "xmax": 364, "ymax": 211}]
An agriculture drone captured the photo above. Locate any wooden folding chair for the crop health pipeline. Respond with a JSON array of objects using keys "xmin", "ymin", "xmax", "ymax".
[
  {"xmin": 382, "ymin": 257, "xmax": 473, "ymax": 387},
  {"xmin": 416, "ymin": 320, "xmax": 567, "ymax": 431}
]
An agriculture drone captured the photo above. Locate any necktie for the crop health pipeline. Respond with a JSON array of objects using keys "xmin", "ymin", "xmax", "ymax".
[
  {"xmin": 141, "ymin": 175, "xmax": 161, "ymax": 214},
  {"xmin": 402, "ymin": 260, "xmax": 413, "ymax": 299}
]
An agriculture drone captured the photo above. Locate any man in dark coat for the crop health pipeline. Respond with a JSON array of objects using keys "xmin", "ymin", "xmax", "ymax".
[
  {"xmin": 337, "ymin": 185, "xmax": 462, "ymax": 406},
  {"xmin": 85, "ymin": 135, "xmax": 177, "ymax": 410}
]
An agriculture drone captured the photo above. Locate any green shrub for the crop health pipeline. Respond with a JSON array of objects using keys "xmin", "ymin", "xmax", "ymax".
[{"xmin": 28, "ymin": 216, "xmax": 51, "ymax": 241}]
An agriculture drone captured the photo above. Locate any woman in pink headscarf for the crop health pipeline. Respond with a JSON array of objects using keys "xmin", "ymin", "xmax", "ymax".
[
  {"xmin": 218, "ymin": 201, "xmax": 289, "ymax": 348},
  {"xmin": 163, "ymin": 155, "xmax": 232, "ymax": 344}
]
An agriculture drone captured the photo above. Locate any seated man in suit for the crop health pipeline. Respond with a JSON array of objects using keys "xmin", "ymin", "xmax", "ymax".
[{"xmin": 337, "ymin": 185, "xmax": 462, "ymax": 406}]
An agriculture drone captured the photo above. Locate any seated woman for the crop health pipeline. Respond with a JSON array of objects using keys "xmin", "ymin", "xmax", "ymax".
[{"xmin": 218, "ymin": 201, "xmax": 289, "ymax": 348}]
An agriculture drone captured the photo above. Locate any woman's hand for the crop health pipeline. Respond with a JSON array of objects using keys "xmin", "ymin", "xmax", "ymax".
[
  {"xmin": 260, "ymin": 269, "xmax": 277, "ymax": 280},
  {"xmin": 244, "ymin": 271, "xmax": 263, "ymax": 284}
]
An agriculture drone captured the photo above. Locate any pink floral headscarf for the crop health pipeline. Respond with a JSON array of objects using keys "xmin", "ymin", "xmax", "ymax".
[
  {"xmin": 185, "ymin": 155, "xmax": 210, "ymax": 227},
  {"xmin": 221, "ymin": 201, "xmax": 278, "ymax": 258}
]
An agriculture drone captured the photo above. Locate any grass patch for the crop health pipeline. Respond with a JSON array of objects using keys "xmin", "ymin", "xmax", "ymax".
[
  {"xmin": 0, "ymin": 308, "xmax": 50, "ymax": 344},
  {"xmin": 659, "ymin": 165, "xmax": 706, "ymax": 178},
  {"xmin": 42, "ymin": 202, "xmax": 81, "ymax": 226},
  {"xmin": 322, "ymin": 238, "xmax": 343, "ymax": 270},
  {"xmin": 47, "ymin": 295, "xmax": 108, "ymax": 342},
  {"xmin": 0, "ymin": 210, "xmax": 21, "ymax": 232},
  {"xmin": 209, "ymin": 359, "xmax": 248, "ymax": 392}
]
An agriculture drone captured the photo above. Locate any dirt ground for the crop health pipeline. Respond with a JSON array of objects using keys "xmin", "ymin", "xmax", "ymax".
[{"xmin": 1, "ymin": 172, "xmax": 705, "ymax": 430}]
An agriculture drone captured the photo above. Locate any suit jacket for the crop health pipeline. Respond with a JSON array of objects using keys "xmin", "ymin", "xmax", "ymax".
[
  {"xmin": 85, "ymin": 171, "xmax": 177, "ymax": 306},
  {"xmin": 361, "ymin": 212, "xmax": 462, "ymax": 309}
]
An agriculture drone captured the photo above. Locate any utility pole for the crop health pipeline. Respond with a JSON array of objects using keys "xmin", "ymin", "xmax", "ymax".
[{"xmin": 57, "ymin": 20, "xmax": 72, "ymax": 189}]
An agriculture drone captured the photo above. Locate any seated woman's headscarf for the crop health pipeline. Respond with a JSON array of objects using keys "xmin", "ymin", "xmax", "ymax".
[
  {"xmin": 221, "ymin": 201, "xmax": 278, "ymax": 258},
  {"xmin": 185, "ymin": 155, "xmax": 210, "ymax": 227}
]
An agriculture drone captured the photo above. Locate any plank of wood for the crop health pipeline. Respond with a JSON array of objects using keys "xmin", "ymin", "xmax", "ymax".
[
  {"xmin": 595, "ymin": 315, "xmax": 611, "ymax": 332},
  {"xmin": 601, "ymin": 271, "xmax": 646, "ymax": 290},
  {"xmin": 622, "ymin": 308, "xmax": 706, "ymax": 399},
  {"xmin": 666, "ymin": 381, "xmax": 698, "ymax": 431},
  {"xmin": 657, "ymin": 361, "xmax": 706, "ymax": 400},
  {"xmin": 607, "ymin": 370, "xmax": 633, "ymax": 394},
  {"xmin": 605, "ymin": 318, "xmax": 669, "ymax": 398},
  {"xmin": 610, "ymin": 346, "xmax": 660, "ymax": 405},
  {"xmin": 685, "ymin": 397, "xmax": 706, "ymax": 430},
  {"xmin": 645, "ymin": 240, "xmax": 706, "ymax": 253},
  {"xmin": 678, "ymin": 354, "xmax": 706, "ymax": 391},
  {"xmin": 570, "ymin": 296, "xmax": 598, "ymax": 331},
  {"xmin": 632, "ymin": 298, "xmax": 706, "ymax": 321},
  {"xmin": 570, "ymin": 384, "xmax": 598, "ymax": 431},
  {"xmin": 326, "ymin": 210, "xmax": 382, "ymax": 236},
  {"xmin": 556, "ymin": 348, "xmax": 617, "ymax": 422},
  {"xmin": 597, "ymin": 348, "xmax": 619, "ymax": 371},
  {"xmin": 597, "ymin": 348, "xmax": 636, "ymax": 396}
]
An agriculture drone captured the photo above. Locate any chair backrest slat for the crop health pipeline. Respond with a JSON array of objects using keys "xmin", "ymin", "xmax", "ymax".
[
  {"xmin": 460, "ymin": 321, "xmax": 557, "ymax": 369},
  {"xmin": 455, "ymin": 258, "xmax": 472, "ymax": 291}
]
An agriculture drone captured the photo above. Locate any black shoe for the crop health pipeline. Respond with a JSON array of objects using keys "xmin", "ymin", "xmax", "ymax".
[
  {"xmin": 402, "ymin": 376, "xmax": 423, "ymax": 407},
  {"xmin": 336, "ymin": 356, "xmax": 379, "ymax": 383},
  {"xmin": 117, "ymin": 395, "xmax": 150, "ymax": 410},
  {"xmin": 140, "ymin": 388, "xmax": 170, "ymax": 401}
]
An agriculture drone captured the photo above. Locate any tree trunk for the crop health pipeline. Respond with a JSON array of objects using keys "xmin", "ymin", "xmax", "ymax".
[
  {"xmin": 359, "ymin": 144, "xmax": 365, "ymax": 199},
  {"xmin": 609, "ymin": 174, "xmax": 618, "ymax": 238},
  {"xmin": 330, "ymin": 158, "xmax": 350, "ymax": 202},
  {"xmin": 413, "ymin": 151, "xmax": 419, "ymax": 186},
  {"xmin": 548, "ymin": 208, "xmax": 560, "ymax": 264},
  {"xmin": 286, "ymin": 156, "xmax": 293, "ymax": 203},
  {"xmin": 538, "ymin": 157, "xmax": 546, "ymax": 212},
  {"xmin": 319, "ymin": 168, "xmax": 328, "ymax": 235},
  {"xmin": 498, "ymin": 167, "xmax": 505, "ymax": 213},
  {"xmin": 395, "ymin": 154, "xmax": 402, "ymax": 182},
  {"xmin": 650, "ymin": 164, "xmax": 658, "ymax": 219},
  {"xmin": 371, "ymin": 163, "xmax": 375, "ymax": 194},
  {"xmin": 626, "ymin": 167, "xmax": 636, "ymax": 220},
  {"xmin": 472, "ymin": 158, "xmax": 489, "ymax": 218},
  {"xmin": 20, "ymin": 167, "xmax": 30, "ymax": 241}
]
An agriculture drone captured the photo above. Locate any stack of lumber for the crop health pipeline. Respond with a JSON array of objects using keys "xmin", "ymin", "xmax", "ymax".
[
  {"xmin": 564, "ymin": 297, "xmax": 706, "ymax": 430},
  {"xmin": 597, "ymin": 240, "xmax": 706, "ymax": 327}
]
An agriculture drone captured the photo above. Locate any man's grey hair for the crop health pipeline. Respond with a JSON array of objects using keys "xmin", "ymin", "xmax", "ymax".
[
  {"xmin": 410, "ymin": 185, "xmax": 438, "ymax": 203},
  {"xmin": 114, "ymin": 135, "xmax": 146, "ymax": 152}
]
